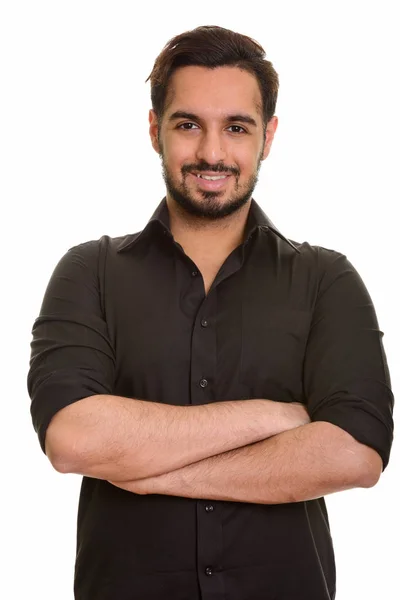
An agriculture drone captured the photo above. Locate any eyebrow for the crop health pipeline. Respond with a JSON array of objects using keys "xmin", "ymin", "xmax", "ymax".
[{"xmin": 168, "ymin": 111, "xmax": 258, "ymax": 128}]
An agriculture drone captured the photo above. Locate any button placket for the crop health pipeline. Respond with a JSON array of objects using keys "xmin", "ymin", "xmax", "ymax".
[{"xmin": 191, "ymin": 284, "xmax": 220, "ymax": 592}]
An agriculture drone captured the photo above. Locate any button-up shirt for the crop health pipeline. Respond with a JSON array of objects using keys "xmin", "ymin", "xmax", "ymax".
[{"xmin": 27, "ymin": 197, "xmax": 394, "ymax": 600}]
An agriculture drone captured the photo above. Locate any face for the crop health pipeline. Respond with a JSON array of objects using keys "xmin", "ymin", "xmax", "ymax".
[{"xmin": 149, "ymin": 65, "xmax": 278, "ymax": 221}]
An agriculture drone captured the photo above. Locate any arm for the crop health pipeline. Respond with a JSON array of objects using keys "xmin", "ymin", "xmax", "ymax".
[
  {"xmin": 29, "ymin": 239, "xmax": 310, "ymax": 484},
  {"xmin": 46, "ymin": 394, "xmax": 310, "ymax": 481},
  {"xmin": 111, "ymin": 250, "xmax": 392, "ymax": 502},
  {"xmin": 110, "ymin": 421, "xmax": 382, "ymax": 503},
  {"xmin": 303, "ymin": 249, "xmax": 394, "ymax": 473}
]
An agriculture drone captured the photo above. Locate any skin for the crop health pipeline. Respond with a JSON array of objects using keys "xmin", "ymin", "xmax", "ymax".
[
  {"xmin": 110, "ymin": 421, "xmax": 381, "ymax": 502},
  {"xmin": 148, "ymin": 65, "xmax": 278, "ymax": 264}
]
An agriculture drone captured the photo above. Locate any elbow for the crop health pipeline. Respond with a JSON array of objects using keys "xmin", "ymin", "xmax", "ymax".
[
  {"xmin": 47, "ymin": 451, "xmax": 73, "ymax": 474},
  {"xmin": 45, "ymin": 438, "xmax": 79, "ymax": 474},
  {"xmin": 359, "ymin": 470, "xmax": 381, "ymax": 489},
  {"xmin": 357, "ymin": 448, "xmax": 383, "ymax": 488},
  {"xmin": 44, "ymin": 400, "xmax": 97, "ymax": 474},
  {"xmin": 45, "ymin": 421, "xmax": 82, "ymax": 474}
]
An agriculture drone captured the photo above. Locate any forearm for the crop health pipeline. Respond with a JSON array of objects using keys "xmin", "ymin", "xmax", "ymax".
[
  {"xmin": 47, "ymin": 394, "xmax": 307, "ymax": 481},
  {"xmin": 111, "ymin": 422, "xmax": 374, "ymax": 503}
]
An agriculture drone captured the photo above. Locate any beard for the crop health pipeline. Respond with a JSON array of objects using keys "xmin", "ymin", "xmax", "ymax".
[{"xmin": 160, "ymin": 148, "xmax": 263, "ymax": 221}]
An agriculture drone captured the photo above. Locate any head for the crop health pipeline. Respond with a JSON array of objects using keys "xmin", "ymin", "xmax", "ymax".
[{"xmin": 147, "ymin": 26, "xmax": 279, "ymax": 221}]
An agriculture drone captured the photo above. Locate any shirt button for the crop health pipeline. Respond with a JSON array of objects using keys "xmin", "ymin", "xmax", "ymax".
[
  {"xmin": 205, "ymin": 504, "xmax": 214, "ymax": 512},
  {"xmin": 199, "ymin": 378, "xmax": 208, "ymax": 388},
  {"xmin": 201, "ymin": 318, "xmax": 208, "ymax": 327},
  {"xmin": 205, "ymin": 567, "xmax": 213, "ymax": 576},
  {"xmin": 191, "ymin": 270, "xmax": 198, "ymax": 277}
]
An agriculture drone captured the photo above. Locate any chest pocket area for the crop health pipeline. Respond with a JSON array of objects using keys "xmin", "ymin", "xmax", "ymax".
[{"xmin": 239, "ymin": 305, "xmax": 312, "ymax": 400}]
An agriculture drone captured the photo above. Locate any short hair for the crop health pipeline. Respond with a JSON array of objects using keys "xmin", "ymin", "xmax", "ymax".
[{"xmin": 146, "ymin": 25, "xmax": 279, "ymax": 128}]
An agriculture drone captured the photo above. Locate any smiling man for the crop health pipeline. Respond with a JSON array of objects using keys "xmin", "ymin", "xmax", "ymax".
[
  {"xmin": 27, "ymin": 25, "xmax": 394, "ymax": 600},
  {"xmin": 151, "ymin": 64, "xmax": 275, "ymax": 296}
]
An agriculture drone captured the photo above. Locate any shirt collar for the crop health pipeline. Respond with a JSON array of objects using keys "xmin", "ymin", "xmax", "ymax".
[{"xmin": 117, "ymin": 197, "xmax": 300, "ymax": 254}]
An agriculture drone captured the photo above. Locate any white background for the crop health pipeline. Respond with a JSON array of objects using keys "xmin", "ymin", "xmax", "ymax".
[{"xmin": 1, "ymin": 1, "xmax": 398, "ymax": 598}]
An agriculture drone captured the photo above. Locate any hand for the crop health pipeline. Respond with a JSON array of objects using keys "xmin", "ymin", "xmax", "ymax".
[
  {"xmin": 108, "ymin": 477, "xmax": 153, "ymax": 495},
  {"xmin": 289, "ymin": 402, "xmax": 311, "ymax": 427},
  {"xmin": 109, "ymin": 467, "xmax": 187, "ymax": 497}
]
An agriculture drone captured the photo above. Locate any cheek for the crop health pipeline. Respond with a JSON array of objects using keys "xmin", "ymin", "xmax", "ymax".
[
  {"xmin": 164, "ymin": 144, "xmax": 192, "ymax": 172},
  {"xmin": 237, "ymin": 158, "xmax": 258, "ymax": 179},
  {"xmin": 234, "ymin": 143, "xmax": 262, "ymax": 170}
]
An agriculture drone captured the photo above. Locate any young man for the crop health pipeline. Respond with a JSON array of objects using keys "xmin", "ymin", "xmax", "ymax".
[{"xmin": 27, "ymin": 25, "xmax": 394, "ymax": 600}]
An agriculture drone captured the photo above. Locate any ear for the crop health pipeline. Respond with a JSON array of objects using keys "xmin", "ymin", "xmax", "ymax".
[
  {"xmin": 261, "ymin": 116, "xmax": 278, "ymax": 161},
  {"xmin": 149, "ymin": 109, "xmax": 161, "ymax": 153}
]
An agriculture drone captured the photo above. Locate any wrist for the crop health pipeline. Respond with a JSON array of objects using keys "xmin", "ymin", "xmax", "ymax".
[
  {"xmin": 255, "ymin": 399, "xmax": 297, "ymax": 438},
  {"xmin": 284, "ymin": 401, "xmax": 310, "ymax": 429},
  {"xmin": 261, "ymin": 400, "xmax": 309, "ymax": 438}
]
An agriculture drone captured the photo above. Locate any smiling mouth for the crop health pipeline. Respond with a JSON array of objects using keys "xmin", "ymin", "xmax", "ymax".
[
  {"xmin": 188, "ymin": 172, "xmax": 232, "ymax": 191},
  {"xmin": 192, "ymin": 173, "xmax": 230, "ymax": 181},
  {"xmin": 195, "ymin": 174, "xmax": 229, "ymax": 180}
]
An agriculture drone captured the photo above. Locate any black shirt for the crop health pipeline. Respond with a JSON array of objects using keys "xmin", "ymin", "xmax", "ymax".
[{"xmin": 27, "ymin": 197, "xmax": 394, "ymax": 600}]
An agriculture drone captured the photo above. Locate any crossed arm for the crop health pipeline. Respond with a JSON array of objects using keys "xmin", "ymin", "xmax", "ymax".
[
  {"xmin": 109, "ymin": 420, "xmax": 382, "ymax": 504},
  {"xmin": 47, "ymin": 393, "xmax": 382, "ymax": 505}
]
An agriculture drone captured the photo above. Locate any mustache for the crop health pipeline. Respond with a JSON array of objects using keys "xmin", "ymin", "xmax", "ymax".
[{"xmin": 182, "ymin": 161, "xmax": 239, "ymax": 176}]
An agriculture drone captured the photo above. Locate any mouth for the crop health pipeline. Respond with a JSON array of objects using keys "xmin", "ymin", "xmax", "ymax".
[{"xmin": 189, "ymin": 172, "xmax": 232, "ymax": 190}]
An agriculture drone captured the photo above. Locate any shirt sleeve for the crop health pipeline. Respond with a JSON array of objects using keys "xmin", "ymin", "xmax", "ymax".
[
  {"xmin": 304, "ymin": 248, "xmax": 394, "ymax": 471},
  {"xmin": 27, "ymin": 238, "xmax": 115, "ymax": 454}
]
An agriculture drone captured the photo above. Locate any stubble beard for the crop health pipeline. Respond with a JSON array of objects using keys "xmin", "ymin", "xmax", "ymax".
[{"xmin": 159, "ymin": 146, "xmax": 263, "ymax": 221}]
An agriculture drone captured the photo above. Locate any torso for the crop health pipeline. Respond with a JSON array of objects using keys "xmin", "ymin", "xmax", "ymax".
[
  {"xmin": 203, "ymin": 274, "xmax": 216, "ymax": 296},
  {"xmin": 195, "ymin": 262, "xmax": 224, "ymax": 296}
]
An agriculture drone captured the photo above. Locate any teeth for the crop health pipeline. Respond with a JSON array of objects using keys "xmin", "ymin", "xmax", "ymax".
[{"xmin": 196, "ymin": 174, "xmax": 227, "ymax": 180}]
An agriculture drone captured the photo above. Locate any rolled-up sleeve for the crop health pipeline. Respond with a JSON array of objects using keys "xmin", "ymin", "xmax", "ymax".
[
  {"xmin": 304, "ymin": 248, "xmax": 394, "ymax": 471},
  {"xmin": 27, "ymin": 238, "xmax": 115, "ymax": 454}
]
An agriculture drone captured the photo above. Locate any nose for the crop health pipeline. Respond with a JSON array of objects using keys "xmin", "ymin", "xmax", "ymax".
[{"xmin": 195, "ymin": 128, "xmax": 227, "ymax": 165}]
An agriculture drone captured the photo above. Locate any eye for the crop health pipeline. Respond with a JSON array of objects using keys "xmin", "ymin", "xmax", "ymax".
[
  {"xmin": 227, "ymin": 125, "xmax": 247, "ymax": 134},
  {"xmin": 177, "ymin": 122, "xmax": 199, "ymax": 130}
]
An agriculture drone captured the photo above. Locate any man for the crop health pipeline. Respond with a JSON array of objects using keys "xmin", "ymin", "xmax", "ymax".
[{"xmin": 27, "ymin": 25, "xmax": 394, "ymax": 600}]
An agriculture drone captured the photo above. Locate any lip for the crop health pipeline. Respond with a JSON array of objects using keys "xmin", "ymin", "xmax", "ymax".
[{"xmin": 189, "ymin": 172, "xmax": 231, "ymax": 191}]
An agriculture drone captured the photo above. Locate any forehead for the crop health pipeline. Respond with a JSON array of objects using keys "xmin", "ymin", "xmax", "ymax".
[{"xmin": 165, "ymin": 66, "xmax": 263, "ymax": 119}]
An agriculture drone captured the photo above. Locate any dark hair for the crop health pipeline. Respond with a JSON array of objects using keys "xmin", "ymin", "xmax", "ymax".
[{"xmin": 146, "ymin": 25, "xmax": 279, "ymax": 129}]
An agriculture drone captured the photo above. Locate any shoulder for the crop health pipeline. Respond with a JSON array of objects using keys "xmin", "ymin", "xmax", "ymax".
[
  {"xmin": 286, "ymin": 237, "xmax": 348, "ymax": 274},
  {"xmin": 64, "ymin": 231, "xmax": 142, "ymax": 261}
]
